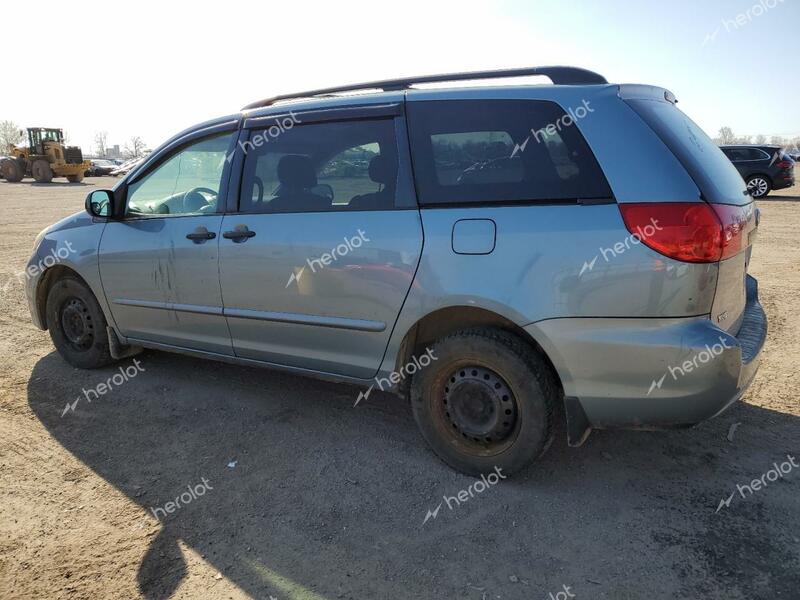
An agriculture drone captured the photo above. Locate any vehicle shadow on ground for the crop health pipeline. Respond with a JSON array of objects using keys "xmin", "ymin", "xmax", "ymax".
[
  {"xmin": 763, "ymin": 195, "xmax": 800, "ymax": 202},
  {"xmin": 28, "ymin": 350, "xmax": 800, "ymax": 600},
  {"xmin": 1, "ymin": 181, "xmax": 93, "ymax": 188}
]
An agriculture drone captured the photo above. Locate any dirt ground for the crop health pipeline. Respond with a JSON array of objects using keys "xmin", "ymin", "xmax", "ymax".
[{"xmin": 0, "ymin": 176, "xmax": 798, "ymax": 600}]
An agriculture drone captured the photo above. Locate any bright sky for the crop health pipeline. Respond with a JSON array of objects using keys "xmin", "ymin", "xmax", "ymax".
[{"xmin": 3, "ymin": 0, "xmax": 798, "ymax": 154}]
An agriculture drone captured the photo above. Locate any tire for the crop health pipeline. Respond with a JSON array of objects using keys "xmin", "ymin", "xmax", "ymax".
[
  {"xmin": 746, "ymin": 175, "xmax": 771, "ymax": 199},
  {"xmin": 31, "ymin": 159, "xmax": 53, "ymax": 183},
  {"xmin": 0, "ymin": 158, "xmax": 24, "ymax": 182},
  {"xmin": 45, "ymin": 276, "xmax": 115, "ymax": 369},
  {"xmin": 410, "ymin": 327, "xmax": 557, "ymax": 476},
  {"xmin": 67, "ymin": 173, "xmax": 84, "ymax": 183}
]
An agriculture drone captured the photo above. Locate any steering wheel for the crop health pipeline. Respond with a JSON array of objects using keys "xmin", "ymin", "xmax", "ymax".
[{"xmin": 183, "ymin": 187, "xmax": 218, "ymax": 212}]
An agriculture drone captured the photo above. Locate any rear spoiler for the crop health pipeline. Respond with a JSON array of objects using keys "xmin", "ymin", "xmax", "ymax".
[{"xmin": 617, "ymin": 84, "xmax": 677, "ymax": 104}]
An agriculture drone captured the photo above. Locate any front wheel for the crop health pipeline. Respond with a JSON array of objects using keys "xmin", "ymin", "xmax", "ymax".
[
  {"xmin": 410, "ymin": 328, "xmax": 558, "ymax": 476},
  {"xmin": 45, "ymin": 277, "xmax": 115, "ymax": 369},
  {"xmin": 746, "ymin": 175, "xmax": 771, "ymax": 199},
  {"xmin": 31, "ymin": 159, "xmax": 53, "ymax": 183}
]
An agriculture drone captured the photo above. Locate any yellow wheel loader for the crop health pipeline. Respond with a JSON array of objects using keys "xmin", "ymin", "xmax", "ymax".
[{"xmin": 1, "ymin": 128, "xmax": 91, "ymax": 183}]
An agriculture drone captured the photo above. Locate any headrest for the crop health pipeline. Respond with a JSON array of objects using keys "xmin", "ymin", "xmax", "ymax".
[
  {"xmin": 277, "ymin": 154, "xmax": 317, "ymax": 188},
  {"xmin": 368, "ymin": 154, "xmax": 397, "ymax": 185}
]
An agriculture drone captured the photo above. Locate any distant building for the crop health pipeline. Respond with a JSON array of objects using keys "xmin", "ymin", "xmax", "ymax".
[{"xmin": 106, "ymin": 144, "xmax": 122, "ymax": 159}]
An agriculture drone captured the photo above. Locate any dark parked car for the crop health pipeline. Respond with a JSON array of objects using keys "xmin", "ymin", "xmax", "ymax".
[
  {"xmin": 85, "ymin": 159, "xmax": 116, "ymax": 177},
  {"xmin": 720, "ymin": 145, "xmax": 795, "ymax": 198}
]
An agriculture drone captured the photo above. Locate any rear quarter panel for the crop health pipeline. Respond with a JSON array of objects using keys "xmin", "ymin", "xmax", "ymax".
[{"xmin": 381, "ymin": 86, "xmax": 726, "ymax": 376}]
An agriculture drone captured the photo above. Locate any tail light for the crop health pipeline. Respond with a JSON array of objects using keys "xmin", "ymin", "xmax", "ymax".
[
  {"xmin": 618, "ymin": 202, "xmax": 750, "ymax": 263},
  {"xmin": 776, "ymin": 160, "xmax": 793, "ymax": 170}
]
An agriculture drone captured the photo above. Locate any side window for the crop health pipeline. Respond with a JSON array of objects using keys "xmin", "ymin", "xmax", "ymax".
[
  {"xmin": 726, "ymin": 148, "xmax": 747, "ymax": 161},
  {"xmin": 407, "ymin": 99, "xmax": 611, "ymax": 205},
  {"xmin": 319, "ymin": 142, "xmax": 383, "ymax": 206},
  {"xmin": 431, "ymin": 131, "xmax": 521, "ymax": 185},
  {"xmin": 126, "ymin": 133, "xmax": 234, "ymax": 217},
  {"xmin": 239, "ymin": 119, "xmax": 398, "ymax": 214},
  {"xmin": 746, "ymin": 148, "xmax": 769, "ymax": 161}
]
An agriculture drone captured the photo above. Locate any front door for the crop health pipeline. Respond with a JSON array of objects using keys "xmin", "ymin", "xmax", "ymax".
[
  {"xmin": 99, "ymin": 132, "xmax": 236, "ymax": 355},
  {"xmin": 218, "ymin": 114, "xmax": 422, "ymax": 378}
]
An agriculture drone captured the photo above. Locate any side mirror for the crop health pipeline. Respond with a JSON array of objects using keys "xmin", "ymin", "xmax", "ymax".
[{"xmin": 86, "ymin": 189, "xmax": 114, "ymax": 218}]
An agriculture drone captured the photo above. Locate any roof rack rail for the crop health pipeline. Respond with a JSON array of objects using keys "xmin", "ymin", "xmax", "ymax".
[{"xmin": 242, "ymin": 66, "xmax": 607, "ymax": 110}]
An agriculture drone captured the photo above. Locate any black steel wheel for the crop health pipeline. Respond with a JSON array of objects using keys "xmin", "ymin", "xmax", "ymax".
[
  {"xmin": 411, "ymin": 328, "xmax": 558, "ymax": 476},
  {"xmin": 46, "ymin": 276, "xmax": 114, "ymax": 369}
]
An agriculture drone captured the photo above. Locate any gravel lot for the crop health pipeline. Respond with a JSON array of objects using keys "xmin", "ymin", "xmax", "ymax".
[{"xmin": 0, "ymin": 176, "xmax": 798, "ymax": 600}]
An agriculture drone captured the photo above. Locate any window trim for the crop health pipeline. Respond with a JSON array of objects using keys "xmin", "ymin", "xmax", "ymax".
[
  {"xmin": 417, "ymin": 197, "xmax": 615, "ymax": 209},
  {"xmin": 226, "ymin": 113, "xmax": 417, "ymax": 215},
  {"xmin": 243, "ymin": 103, "xmax": 402, "ymax": 130}
]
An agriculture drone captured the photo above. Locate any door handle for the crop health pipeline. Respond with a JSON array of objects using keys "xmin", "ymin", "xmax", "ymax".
[
  {"xmin": 186, "ymin": 227, "xmax": 216, "ymax": 243},
  {"xmin": 223, "ymin": 226, "xmax": 256, "ymax": 243}
]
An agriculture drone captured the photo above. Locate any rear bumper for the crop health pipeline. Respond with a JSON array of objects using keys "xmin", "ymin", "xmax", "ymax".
[
  {"xmin": 773, "ymin": 174, "xmax": 795, "ymax": 191},
  {"xmin": 525, "ymin": 275, "xmax": 767, "ymax": 436},
  {"xmin": 733, "ymin": 275, "xmax": 767, "ymax": 392}
]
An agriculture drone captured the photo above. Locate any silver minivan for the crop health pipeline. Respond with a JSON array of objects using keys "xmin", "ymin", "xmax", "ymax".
[{"xmin": 25, "ymin": 67, "xmax": 767, "ymax": 475}]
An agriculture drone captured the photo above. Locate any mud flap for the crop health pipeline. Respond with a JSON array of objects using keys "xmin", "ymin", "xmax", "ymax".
[
  {"xmin": 564, "ymin": 396, "xmax": 592, "ymax": 447},
  {"xmin": 107, "ymin": 326, "xmax": 143, "ymax": 360}
]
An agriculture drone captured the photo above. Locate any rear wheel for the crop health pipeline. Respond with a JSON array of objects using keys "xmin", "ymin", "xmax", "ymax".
[
  {"xmin": 410, "ymin": 328, "xmax": 557, "ymax": 476},
  {"xmin": 746, "ymin": 175, "xmax": 771, "ymax": 199},
  {"xmin": 66, "ymin": 173, "xmax": 84, "ymax": 183},
  {"xmin": 45, "ymin": 276, "xmax": 114, "ymax": 369},
  {"xmin": 32, "ymin": 159, "xmax": 53, "ymax": 183},
  {"xmin": 0, "ymin": 158, "xmax": 24, "ymax": 182}
]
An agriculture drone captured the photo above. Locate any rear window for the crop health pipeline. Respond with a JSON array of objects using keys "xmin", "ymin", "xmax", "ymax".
[
  {"xmin": 626, "ymin": 99, "xmax": 750, "ymax": 205},
  {"xmin": 407, "ymin": 99, "xmax": 611, "ymax": 206},
  {"xmin": 747, "ymin": 148, "xmax": 770, "ymax": 160}
]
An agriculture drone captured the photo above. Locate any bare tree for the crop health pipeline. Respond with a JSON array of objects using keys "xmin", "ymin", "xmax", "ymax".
[
  {"xmin": 0, "ymin": 120, "xmax": 24, "ymax": 153},
  {"xmin": 94, "ymin": 131, "xmax": 108, "ymax": 158},
  {"xmin": 124, "ymin": 136, "xmax": 147, "ymax": 159},
  {"xmin": 754, "ymin": 134, "xmax": 766, "ymax": 144},
  {"xmin": 716, "ymin": 126, "xmax": 736, "ymax": 145},
  {"xmin": 770, "ymin": 135, "xmax": 785, "ymax": 146}
]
